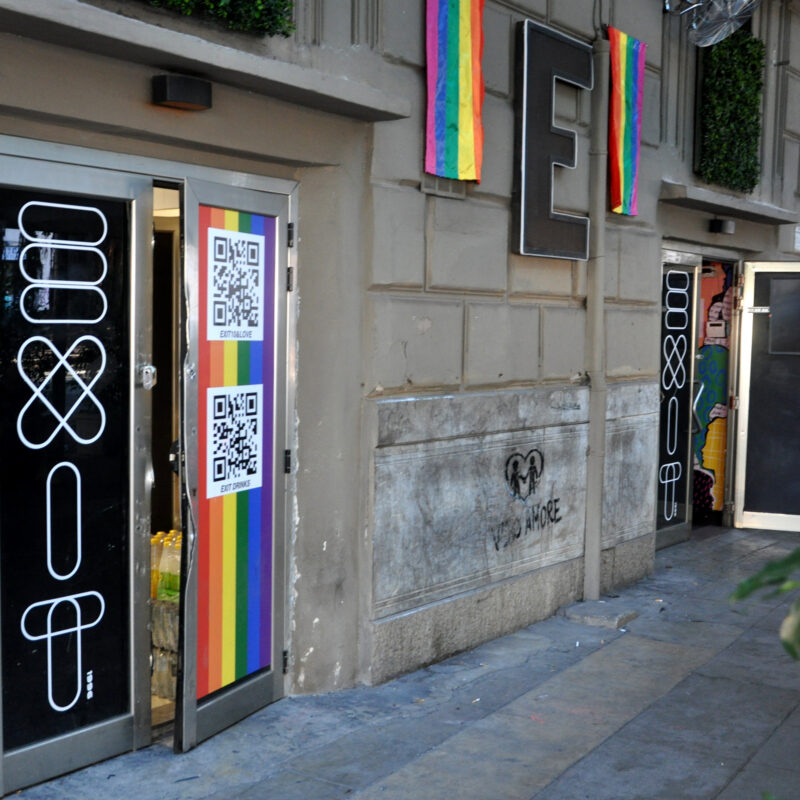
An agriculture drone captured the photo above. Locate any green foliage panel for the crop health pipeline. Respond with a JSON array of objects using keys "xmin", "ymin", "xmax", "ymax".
[
  {"xmin": 147, "ymin": 0, "xmax": 294, "ymax": 36},
  {"xmin": 697, "ymin": 29, "xmax": 765, "ymax": 194}
]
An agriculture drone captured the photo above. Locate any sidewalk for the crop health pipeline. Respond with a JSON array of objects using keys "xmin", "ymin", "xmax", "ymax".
[{"xmin": 17, "ymin": 526, "xmax": 800, "ymax": 800}]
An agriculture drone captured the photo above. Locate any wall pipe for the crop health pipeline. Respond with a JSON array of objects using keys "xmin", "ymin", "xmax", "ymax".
[{"xmin": 583, "ymin": 36, "xmax": 610, "ymax": 601}]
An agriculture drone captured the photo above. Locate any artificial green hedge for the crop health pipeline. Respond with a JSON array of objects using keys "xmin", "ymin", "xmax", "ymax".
[
  {"xmin": 147, "ymin": 0, "xmax": 294, "ymax": 36},
  {"xmin": 696, "ymin": 29, "xmax": 765, "ymax": 194}
]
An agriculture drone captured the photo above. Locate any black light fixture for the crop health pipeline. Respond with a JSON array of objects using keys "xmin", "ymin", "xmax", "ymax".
[
  {"xmin": 152, "ymin": 74, "xmax": 212, "ymax": 111},
  {"xmin": 709, "ymin": 218, "xmax": 736, "ymax": 234}
]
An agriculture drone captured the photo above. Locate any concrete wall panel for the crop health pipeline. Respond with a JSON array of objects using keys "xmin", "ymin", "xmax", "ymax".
[
  {"xmin": 642, "ymin": 71, "xmax": 661, "ymax": 147},
  {"xmin": 373, "ymin": 423, "xmax": 588, "ymax": 618},
  {"xmin": 611, "ymin": 0, "xmax": 663, "ymax": 67},
  {"xmin": 484, "ymin": 5, "xmax": 513, "ymax": 96},
  {"xmin": 541, "ymin": 306, "xmax": 585, "ymax": 380},
  {"xmin": 371, "ymin": 71, "xmax": 426, "ymax": 183},
  {"xmin": 510, "ymin": 254, "xmax": 574, "ymax": 297},
  {"xmin": 617, "ymin": 230, "xmax": 661, "ymax": 303},
  {"xmin": 428, "ymin": 198, "xmax": 509, "ymax": 292},
  {"xmin": 477, "ymin": 94, "xmax": 515, "ymax": 199},
  {"xmin": 371, "ymin": 185, "xmax": 426, "ymax": 287},
  {"xmin": 602, "ymin": 382, "xmax": 659, "ymax": 551},
  {"xmin": 606, "ymin": 307, "xmax": 660, "ymax": 378},
  {"xmin": 548, "ymin": 0, "xmax": 596, "ymax": 38},
  {"xmin": 465, "ymin": 302, "xmax": 540, "ymax": 385},
  {"xmin": 372, "ymin": 296, "xmax": 463, "ymax": 389},
  {"xmin": 381, "ymin": 0, "xmax": 425, "ymax": 65},
  {"xmin": 785, "ymin": 73, "xmax": 800, "ymax": 138},
  {"xmin": 371, "ymin": 558, "xmax": 582, "ymax": 684},
  {"xmin": 322, "ymin": 0, "xmax": 353, "ymax": 48}
]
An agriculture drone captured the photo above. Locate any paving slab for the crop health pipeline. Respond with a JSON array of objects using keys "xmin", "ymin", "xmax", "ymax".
[{"xmin": 716, "ymin": 764, "xmax": 800, "ymax": 800}]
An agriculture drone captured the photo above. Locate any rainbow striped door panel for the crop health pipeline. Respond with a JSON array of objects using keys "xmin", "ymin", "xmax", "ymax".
[{"xmin": 197, "ymin": 205, "xmax": 275, "ymax": 699}]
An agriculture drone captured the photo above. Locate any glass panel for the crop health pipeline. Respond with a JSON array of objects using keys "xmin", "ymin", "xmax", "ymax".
[
  {"xmin": 769, "ymin": 277, "xmax": 800, "ymax": 355},
  {"xmin": 0, "ymin": 188, "xmax": 130, "ymax": 750},
  {"xmin": 745, "ymin": 273, "xmax": 800, "ymax": 515},
  {"xmin": 196, "ymin": 205, "xmax": 276, "ymax": 700}
]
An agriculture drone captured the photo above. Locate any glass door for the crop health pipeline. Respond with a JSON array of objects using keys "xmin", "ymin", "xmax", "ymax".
[
  {"xmin": 176, "ymin": 178, "xmax": 289, "ymax": 751},
  {"xmin": 734, "ymin": 262, "xmax": 800, "ymax": 531},
  {"xmin": 0, "ymin": 156, "xmax": 152, "ymax": 793},
  {"xmin": 656, "ymin": 259, "xmax": 700, "ymax": 548}
]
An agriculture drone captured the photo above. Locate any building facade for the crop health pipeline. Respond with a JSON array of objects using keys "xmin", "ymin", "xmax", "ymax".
[{"xmin": 1, "ymin": 0, "xmax": 799, "ymax": 791}]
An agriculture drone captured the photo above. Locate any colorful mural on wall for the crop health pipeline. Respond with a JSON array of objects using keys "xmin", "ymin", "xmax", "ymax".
[{"xmin": 693, "ymin": 261, "xmax": 733, "ymax": 523}]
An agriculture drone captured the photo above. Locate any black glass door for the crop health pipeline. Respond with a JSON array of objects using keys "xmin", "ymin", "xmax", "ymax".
[{"xmin": 657, "ymin": 267, "xmax": 696, "ymax": 535}]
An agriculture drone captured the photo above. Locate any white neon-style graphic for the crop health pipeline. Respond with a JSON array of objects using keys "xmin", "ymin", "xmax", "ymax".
[
  {"xmin": 662, "ymin": 334, "xmax": 687, "ymax": 391},
  {"xmin": 666, "ymin": 396, "xmax": 679, "ymax": 456},
  {"xmin": 19, "ymin": 243, "xmax": 108, "ymax": 285},
  {"xmin": 665, "ymin": 270, "xmax": 690, "ymax": 331},
  {"xmin": 17, "ymin": 202, "xmax": 108, "ymax": 246},
  {"xmin": 20, "ymin": 283, "xmax": 108, "ymax": 325},
  {"xmin": 16, "ymin": 335, "xmax": 107, "ymax": 449},
  {"xmin": 20, "ymin": 591, "xmax": 105, "ymax": 712},
  {"xmin": 659, "ymin": 461, "xmax": 682, "ymax": 521},
  {"xmin": 46, "ymin": 462, "xmax": 82, "ymax": 581}
]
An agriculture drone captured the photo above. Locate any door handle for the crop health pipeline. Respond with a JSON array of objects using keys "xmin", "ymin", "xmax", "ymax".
[{"xmin": 691, "ymin": 381, "xmax": 704, "ymax": 434}]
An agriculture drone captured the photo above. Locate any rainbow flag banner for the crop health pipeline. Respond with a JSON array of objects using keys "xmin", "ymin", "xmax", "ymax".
[
  {"xmin": 425, "ymin": 0, "xmax": 485, "ymax": 181},
  {"xmin": 608, "ymin": 27, "xmax": 646, "ymax": 215},
  {"xmin": 197, "ymin": 204, "xmax": 275, "ymax": 699}
]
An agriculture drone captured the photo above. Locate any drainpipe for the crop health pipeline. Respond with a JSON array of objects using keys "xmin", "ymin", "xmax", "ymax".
[{"xmin": 583, "ymin": 35, "xmax": 609, "ymax": 602}]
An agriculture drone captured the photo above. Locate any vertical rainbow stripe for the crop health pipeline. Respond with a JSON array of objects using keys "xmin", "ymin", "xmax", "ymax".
[
  {"xmin": 608, "ymin": 27, "xmax": 646, "ymax": 216},
  {"xmin": 425, "ymin": 0, "xmax": 485, "ymax": 181},
  {"xmin": 197, "ymin": 205, "xmax": 275, "ymax": 699}
]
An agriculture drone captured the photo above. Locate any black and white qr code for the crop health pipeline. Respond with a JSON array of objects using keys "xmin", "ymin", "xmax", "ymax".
[
  {"xmin": 208, "ymin": 229, "xmax": 264, "ymax": 339},
  {"xmin": 207, "ymin": 385, "xmax": 263, "ymax": 498}
]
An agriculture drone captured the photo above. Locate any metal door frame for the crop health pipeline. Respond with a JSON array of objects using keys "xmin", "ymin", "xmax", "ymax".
[
  {"xmin": 734, "ymin": 261, "xmax": 800, "ymax": 531},
  {"xmin": 0, "ymin": 152, "xmax": 152, "ymax": 795},
  {"xmin": 657, "ymin": 251, "xmax": 702, "ymax": 548}
]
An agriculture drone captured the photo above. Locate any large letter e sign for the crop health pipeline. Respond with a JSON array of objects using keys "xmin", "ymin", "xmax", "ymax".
[{"xmin": 514, "ymin": 20, "xmax": 593, "ymax": 261}]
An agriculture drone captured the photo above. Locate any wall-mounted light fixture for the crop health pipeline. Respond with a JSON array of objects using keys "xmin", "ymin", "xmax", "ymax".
[
  {"xmin": 151, "ymin": 75, "xmax": 212, "ymax": 111},
  {"xmin": 709, "ymin": 218, "xmax": 736, "ymax": 234}
]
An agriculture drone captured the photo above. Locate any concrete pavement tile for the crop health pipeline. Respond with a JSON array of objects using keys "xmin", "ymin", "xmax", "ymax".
[
  {"xmin": 631, "ymin": 593, "xmax": 774, "ymax": 631},
  {"xmin": 616, "ymin": 674, "xmax": 799, "ymax": 761},
  {"xmin": 751, "ymin": 719, "xmax": 800, "ymax": 770},
  {"xmin": 208, "ymin": 769, "xmax": 353, "ymax": 800},
  {"xmin": 14, "ymin": 740, "xmax": 260, "ymax": 800},
  {"xmin": 284, "ymin": 720, "xmax": 438, "ymax": 789},
  {"xmin": 532, "ymin": 735, "xmax": 736, "ymax": 799},
  {"xmin": 435, "ymin": 663, "xmax": 560, "ymax": 719},
  {"xmin": 351, "ymin": 710, "xmax": 586, "ymax": 800},
  {"xmin": 623, "ymin": 616, "xmax": 743, "ymax": 652},
  {"xmin": 517, "ymin": 616, "xmax": 624, "ymax": 652},
  {"xmin": 752, "ymin": 602, "xmax": 800, "ymax": 634},
  {"xmin": 501, "ymin": 635, "xmax": 713, "ymax": 729},
  {"xmin": 696, "ymin": 626, "xmax": 800, "ymax": 692},
  {"xmin": 716, "ymin": 764, "xmax": 800, "ymax": 800},
  {"xmin": 784, "ymin": 704, "xmax": 800, "ymax": 727}
]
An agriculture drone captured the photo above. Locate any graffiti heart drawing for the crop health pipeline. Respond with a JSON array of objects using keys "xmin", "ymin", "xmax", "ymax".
[{"xmin": 505, "ymin": 449, "xmax": 544, "ymax": 501}]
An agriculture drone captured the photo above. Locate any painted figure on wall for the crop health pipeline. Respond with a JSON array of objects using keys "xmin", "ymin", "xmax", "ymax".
[{"xmin": 693, "ymin": 261, "xmax": 733, "ymax": 523}]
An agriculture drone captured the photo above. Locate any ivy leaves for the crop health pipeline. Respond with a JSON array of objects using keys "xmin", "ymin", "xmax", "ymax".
[
  {"xmin": 697, "ymin": 29, "xmax": 765, "ymax": 194},
  {"xmin": 147, "ymin": 0, "xmax": 295, "ymax": 37}
]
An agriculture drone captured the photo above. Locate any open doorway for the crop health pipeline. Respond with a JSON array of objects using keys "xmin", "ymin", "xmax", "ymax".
[
  {"xmin": 150, "ymin": 184, "xmax": 183, "ymax": 727},
  {"xmin": 656, "ymin": 252, "xmax": 736, "ymax": 548}
]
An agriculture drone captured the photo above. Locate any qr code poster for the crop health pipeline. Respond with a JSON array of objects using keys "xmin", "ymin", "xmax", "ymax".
[
  {"xmin": 207, "ymin": 228, "xmax": 265, "ymax": 342},
  {"xmin": 206, "ymin": 385, "xmax": 264, "ymax": 499}
]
